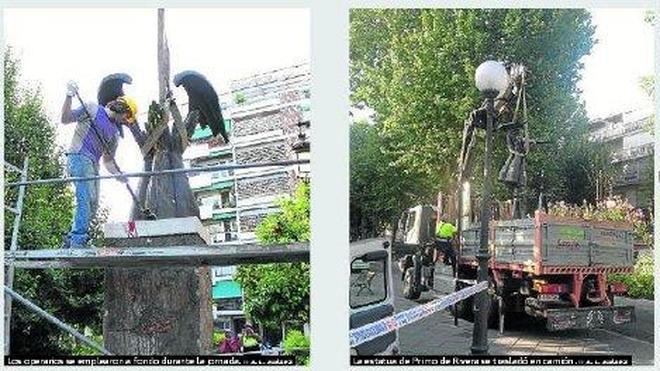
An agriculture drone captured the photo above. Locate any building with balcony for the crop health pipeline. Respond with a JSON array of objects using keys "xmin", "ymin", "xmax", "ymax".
[
  {"xmin": 588, "ymin": 107, "xmax": 653, "ymax": 208},
  {"xmin": 183, "ymin": 63, "xmax": 311, "ymax": 331}
]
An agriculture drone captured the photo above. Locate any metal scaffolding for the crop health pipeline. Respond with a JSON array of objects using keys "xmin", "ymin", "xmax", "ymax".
[
  {"xmin": 4, "ymin": 286, "xmax": 112, "ymax": 355},
  {"xmin": 7, "ymin": 244, "xmax": 309, "ymax": 269},
  {"xmin": 4, "ymin": 158, "xmax": 28, "ymax": 355},
  {"xmin": 3, "ymin": 157, "xmax": 311, "ymax": 356},
  {"xmin": 5, "ymin": 159, "xmax": 310, "ymax": 188}
]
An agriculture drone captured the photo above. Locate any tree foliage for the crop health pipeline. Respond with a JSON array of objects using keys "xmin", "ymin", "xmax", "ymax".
[
  {"xmin": 233, "ymin": 263, "xmax": 309, "ymax": 329},
  {"xmin": 254, "ymin": 181, "xmax": 310, "ymax": 243},
  {"xmin": 350, "ymin": 120, "xmax": 431, "ymax": 240},
  {"xmin": 609, "ymin": 252, "xmax": 654, "ymax": 300},
  {"xmin": 283, "ymin": 329, "xmax": 310, "ymax": 365},
  {"xmin": 4, "ymin": 48, "xmax": 106, "ymax": 355},
  {"xmin": 350, "ymin": 9, "xmax": 605, "ymax": 236},
  {"xmin": 234, "ymin": 181, "xmax": 310, "ymax": 330}
]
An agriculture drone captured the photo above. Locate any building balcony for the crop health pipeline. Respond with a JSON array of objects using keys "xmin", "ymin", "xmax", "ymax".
[
  {"xmin": 191, "ymin": 177, "xmax": 234, "ymax": 193},
  {"xmin": 200, "ymin": 203, "xmax": 237, "ymax": 220},
  {"xmin": 590, "ymin": 119, "xmax": 648, "ymax": 142},
  {"xmin": 190, "ymin": 172, "xmax": 213, "ymax": 190},
  {"xmin": 213, "ymin": 199, "xmax": 237, "ymax": 210},
  {"xmin": 210, "ymin": 170, "xmax": 234, "ymax": 180},
  {"xmin": 211, "ymin": 281, "xmax": 243, "ymax": 317},
  {"xmin": 183, "ymin": 142, "xmax": 211, "ymax": 160},
  {"xmin": 211, "ymin": 231, "xmax": 239, "ymax": 244},
  {"xmin": 236, "ymin": 194, "xmax": 282, "ymax": 208},
  {"xmin": 611, "ymin": 142, "xmax": 654, "ymax": 163},
  {"xmin": 614, "ymin": 170, "xmax": 642, "ymax": 187},
  {"xmin": 200, "ymin": 204, "xmax": 214, "ymax": 220},
  {"xmin": 213, "ymin": 309, "xmax": 244, "ymax": 318},
  {"xmin": 184, "ymin": 140, "xmax": 233, "ymax": 163}
]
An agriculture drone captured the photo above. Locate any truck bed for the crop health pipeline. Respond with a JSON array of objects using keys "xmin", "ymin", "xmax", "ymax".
[{"xmin": 460, "ymin": 211, "xmax": 634, "ymax": 274}]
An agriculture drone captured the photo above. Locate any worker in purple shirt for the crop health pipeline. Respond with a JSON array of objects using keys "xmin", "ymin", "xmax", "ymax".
[{"xmin": 60, "ymin": 81, "xmax": 138, "ymax": 248}]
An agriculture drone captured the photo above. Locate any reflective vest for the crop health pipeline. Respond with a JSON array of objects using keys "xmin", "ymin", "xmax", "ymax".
[{"xmin": 436, "ymin": 221, "xmax": 457, "ymax": 239}]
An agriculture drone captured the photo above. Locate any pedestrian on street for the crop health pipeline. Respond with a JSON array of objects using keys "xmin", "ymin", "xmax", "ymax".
[
  {"xmin": 60, "ymin": 81, "xmax": 138, "ymax": 248},
  {"xmin": 219, "ymin": 330, "xmax": 241, "ymax": 354}
]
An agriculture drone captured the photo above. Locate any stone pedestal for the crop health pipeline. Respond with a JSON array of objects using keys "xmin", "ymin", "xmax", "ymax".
[{"xmin": 102, "ymin": 217, "xmax": 213, "ymax": 355}]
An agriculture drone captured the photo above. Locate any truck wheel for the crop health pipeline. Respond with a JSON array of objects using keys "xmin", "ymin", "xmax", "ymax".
[
  {"xmin": 452, "ymin": 296, "xmax": 473, "ymax": 320},
  {"xmin": 403, "ymin": 267, "xmax": 421, "ymax": 300}
]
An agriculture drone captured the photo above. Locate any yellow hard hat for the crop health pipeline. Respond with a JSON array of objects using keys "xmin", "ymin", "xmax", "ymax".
[{"xmin": 117, "ymin": 96, "xmax": 138, "ymax": 123}]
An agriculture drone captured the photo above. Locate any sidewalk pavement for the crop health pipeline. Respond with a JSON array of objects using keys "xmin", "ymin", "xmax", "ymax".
[{"xmin": 394, "ymin": 264, "xmax": 654, "ymax": 365}]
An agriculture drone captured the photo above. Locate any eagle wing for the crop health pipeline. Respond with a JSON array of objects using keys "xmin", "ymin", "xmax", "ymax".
[
  {"xmin": 173, "ymin": 70, "xmax": 227, "ymax": 143},
  {"xmin": 97, "ymin": 73, "xmax": 133, "ymax": 106}
]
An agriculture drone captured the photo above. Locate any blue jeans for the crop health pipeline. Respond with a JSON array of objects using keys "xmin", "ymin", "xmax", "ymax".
[{"xmin": 66, "ymin": 153, "xmax": 99, "ymax": 247}]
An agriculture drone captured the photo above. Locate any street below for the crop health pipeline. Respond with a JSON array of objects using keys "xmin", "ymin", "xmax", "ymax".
[{"xmin": 394, "ymin": 264, "xmax": 654, "ymax": 365}]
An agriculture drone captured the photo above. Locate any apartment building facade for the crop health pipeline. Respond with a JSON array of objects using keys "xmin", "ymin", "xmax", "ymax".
[
  {"xmin": 183, "ymin": 63, "xmax": 310, "ymax": 332},
  {"xmin": 588, "ymin": 107, "xmax": 653, "ymax": 208}
]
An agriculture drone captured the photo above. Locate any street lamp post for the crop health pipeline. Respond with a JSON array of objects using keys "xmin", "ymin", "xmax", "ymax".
[{"xmin": 471, "ymin": 60, "xmax": 509, "ymax": 355}]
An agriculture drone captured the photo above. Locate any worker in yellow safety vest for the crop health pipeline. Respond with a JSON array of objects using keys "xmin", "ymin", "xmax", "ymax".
[{"xmin": 435, "ymin": 214, "xmax": 457, "ymax": 267}]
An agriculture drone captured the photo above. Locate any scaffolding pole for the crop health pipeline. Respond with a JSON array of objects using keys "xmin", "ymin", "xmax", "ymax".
[
  {"xmin": 4, "ymin": 158, "xmax": 28, "ymax": 355},
  {"xmin": 4, "ymin": 286, "xmax": 111, "ymax": 355},
  {"xmin": 5, "ymin": 243, "xmax": 309, "ymax": 269},
  {"xmin": 5, "ymin": 159, "xmax": 310, "ymax": 188}
]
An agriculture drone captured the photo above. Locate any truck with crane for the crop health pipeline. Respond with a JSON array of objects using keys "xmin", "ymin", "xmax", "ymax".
[{"xmin": 394, "ymin": 63, "xmax": 635, "ymax": 331}]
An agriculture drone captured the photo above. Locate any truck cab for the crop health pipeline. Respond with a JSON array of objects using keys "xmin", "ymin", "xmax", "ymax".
[
  {"xmin": 349, "ymin": 238, "xmax": 399, "ymax": 355},
  {"xmin": 397, "ymin": 205, "xmax": 438, "ymax": 247}
]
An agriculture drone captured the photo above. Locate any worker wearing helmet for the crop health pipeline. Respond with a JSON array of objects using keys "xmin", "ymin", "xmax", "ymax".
[{"xmin": 59, "ymin": 81, "xmax": 138, "ymax": 248}]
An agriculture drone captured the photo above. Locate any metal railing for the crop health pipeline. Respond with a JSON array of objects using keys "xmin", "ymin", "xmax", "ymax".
[{"xmin": 6, "ymin": 159, "xmax": 310, "ymax": 188}]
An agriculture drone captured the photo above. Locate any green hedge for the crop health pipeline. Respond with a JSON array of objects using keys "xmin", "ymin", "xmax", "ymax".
[
  {"xmin": 609, "ymin": 253, "xmax": 654, "ymax": 300},
  {"xmin": 212, "ymin": 330, "xmax": 226, "ymax": 347},
  {"xmin": 283, "ymin": 330, "xmax": 310, "ymax": 366}
]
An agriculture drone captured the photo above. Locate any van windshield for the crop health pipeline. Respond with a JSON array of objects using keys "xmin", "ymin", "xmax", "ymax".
[{"xmin": 349, "ymin": 253, "xmax": 388, "ymax": 308}]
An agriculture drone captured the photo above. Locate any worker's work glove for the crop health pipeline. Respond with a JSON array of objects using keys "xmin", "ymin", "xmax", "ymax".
[{"xmin": 66, "ymin": 81, "xmax": 79, "ymax": 97}]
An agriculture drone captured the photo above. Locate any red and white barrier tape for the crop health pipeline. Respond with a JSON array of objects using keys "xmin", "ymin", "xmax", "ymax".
[{"xmin": 349, "ymin": 281, "xmax": 488, "ymax": 348}]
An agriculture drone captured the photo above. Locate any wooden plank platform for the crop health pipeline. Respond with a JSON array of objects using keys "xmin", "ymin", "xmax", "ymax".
[{"xmin": 4, "ymin": 243, "xmax": 309, "ymax": 269}]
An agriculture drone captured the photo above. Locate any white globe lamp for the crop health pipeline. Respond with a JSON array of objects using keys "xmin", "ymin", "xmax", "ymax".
[{"xmin": 474, "ymin": 60, "xmax": 509, "ymax": 97}]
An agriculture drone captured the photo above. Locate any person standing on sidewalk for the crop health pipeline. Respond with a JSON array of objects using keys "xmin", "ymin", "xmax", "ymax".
[{"xmin": 59, "ymin": 81, "xmax": 137, "ymax": 248}]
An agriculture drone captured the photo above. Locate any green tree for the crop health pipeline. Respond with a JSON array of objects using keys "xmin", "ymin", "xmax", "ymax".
[
  {"xmin": 254, "ymin": 181, "xmax": 310, "ymax": 243},
  {"xmin": 4, "ymin": 48, "xmax": 106, "ymax": 355},
  {"xmin": 350, "ymin": 9, "xmax": 599, "ymax": 233},
  {"xmin": 350, "ymin": 120, "xmax": 432, "ymax": 239},
  {"xmin": 234, "ymin": 181, "xmax": 310, "ymax": 331}
]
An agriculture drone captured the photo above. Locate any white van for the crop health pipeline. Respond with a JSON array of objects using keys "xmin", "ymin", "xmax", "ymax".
[{"xmin": 349, "ymin": 238, "xmax": 399, "ymax": 355}]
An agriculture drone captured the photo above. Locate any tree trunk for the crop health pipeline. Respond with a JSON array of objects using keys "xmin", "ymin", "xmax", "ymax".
[
  {"xmin": 104, "ymin": 266, "xmax": 212, "ymax": 355},
  {"xmin": 103, "ymin": 8, "xmax": 212, "ymax": 355}
]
